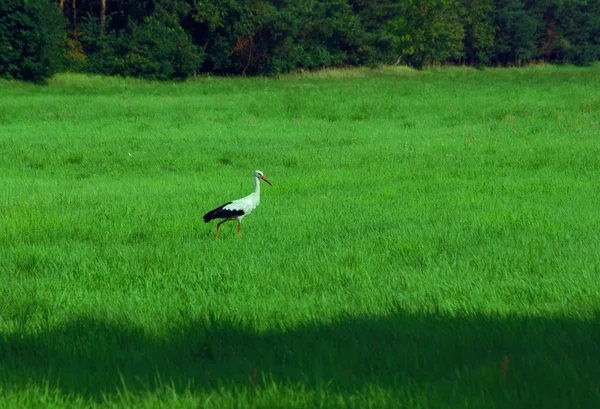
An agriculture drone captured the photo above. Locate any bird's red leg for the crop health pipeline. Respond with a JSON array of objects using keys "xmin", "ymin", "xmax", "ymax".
[
  {"xmin": 216, "ymin": 220, "xmax": 226, "ymax": 240},
  {"xmin": 237, "ymin": 220, "xmax": 241, "ymax": 237}
]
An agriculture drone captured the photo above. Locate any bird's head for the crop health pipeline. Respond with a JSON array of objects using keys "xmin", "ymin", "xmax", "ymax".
[{"xmin": 255, "ymin": 170, "xmax": 273, "ymax": 186}]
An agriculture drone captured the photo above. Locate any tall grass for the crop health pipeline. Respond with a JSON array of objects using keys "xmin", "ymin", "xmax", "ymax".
[{"xmin": 1, "ymin": 65, "xmax": 599, "ymax": 408}]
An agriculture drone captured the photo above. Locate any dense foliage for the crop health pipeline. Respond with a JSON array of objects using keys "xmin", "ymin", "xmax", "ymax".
[
  {"xmin": 0, "ymin": 0, "xmax": 65, "ymax": 83},
  {"xmin": 77, "ymin": 16, "xmax": 203, "ymax": 80},
  {"xmin": 1, "ymin": 0, "xmax": 600, "ymax": 81}
]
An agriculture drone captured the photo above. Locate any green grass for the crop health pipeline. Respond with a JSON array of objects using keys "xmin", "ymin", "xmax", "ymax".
[{"xmin": 1, "ymin": 64, "xmax": 600, "ymax": 408}]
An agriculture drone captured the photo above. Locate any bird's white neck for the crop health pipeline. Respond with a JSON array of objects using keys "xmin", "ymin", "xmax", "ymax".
[{"xmin": 253, "ymin": 175, "xmax": 261, "ymax": 197}]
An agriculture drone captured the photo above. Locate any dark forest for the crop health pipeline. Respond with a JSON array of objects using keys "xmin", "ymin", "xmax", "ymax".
[{"xmin": 2, "ymin": 0, "xmax": 599, "ymax": 82}]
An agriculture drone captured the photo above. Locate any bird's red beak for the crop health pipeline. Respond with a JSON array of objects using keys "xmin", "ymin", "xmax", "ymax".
[{"xmin": 261, "ymin": 175, "xmax": 273, "ymax": 186}]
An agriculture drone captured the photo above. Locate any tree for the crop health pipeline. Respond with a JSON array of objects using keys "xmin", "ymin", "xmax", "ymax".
[
  {"xmin": 386, "ymin": 0, "xmax": 465, "ymax": 68},
  {"xmin": 260, "ymin": 0, "xmax": 366, "ymax": 74},
  {"xmin": 185, "ymin": 0, "xmax": 367, "ymax": 75},
  {"xmin": 7, "ymin": 0, "xmax": 599, "ymax": 80},
  {"xmin": 0, "ymin": 0, "xmax": 66, "ymax": 83},
  {"xmin": 554, "ymin": 0, "xmax": 600, "ymax": 65},
  {"xmin": 78, "ymin": 14, "xmax": 204, "ymax": 80},
  {"xmin": 491, "ymin": 0, "xmax": 544, "ymax": 65},
  {"xmin": 459, "ymin": 0, "xmax": 495, "ymax": 65},
  {"xmin": 100, "ymin": 0, "xmax": 106, "ymax": 27},
  {"xmin": 348, "ymin": 0, "xmax": 404, "ymax": 65},
  {"xmin": 185, "ymin": 0, "xmax": 254, "ymax": 73}
]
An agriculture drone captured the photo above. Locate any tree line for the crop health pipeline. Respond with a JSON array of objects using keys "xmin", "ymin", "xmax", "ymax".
[{"xmin": 1, "ymin": 0, "xmax": 599, "ymax": 83}]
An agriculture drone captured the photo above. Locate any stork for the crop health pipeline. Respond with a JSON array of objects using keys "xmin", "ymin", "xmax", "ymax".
[{"xmin": 203, "ymin": 170, "xmax": 273, "ymax": 239}]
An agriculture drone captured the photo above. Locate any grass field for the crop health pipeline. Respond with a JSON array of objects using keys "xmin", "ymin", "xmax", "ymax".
[{"xmin": 1, "ymin": 64, "xmax": 600, "ymax": 408}]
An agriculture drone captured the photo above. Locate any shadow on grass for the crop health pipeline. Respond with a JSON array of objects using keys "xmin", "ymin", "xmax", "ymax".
[{"xmin": 1, "ymin": 309, "xmax": 599, "ymax": 405}]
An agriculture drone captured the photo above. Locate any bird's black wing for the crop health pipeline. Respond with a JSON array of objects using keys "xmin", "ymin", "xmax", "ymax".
[{"xmin": 203, "ymin": 202, "xmax": 245, "ymax": 222}]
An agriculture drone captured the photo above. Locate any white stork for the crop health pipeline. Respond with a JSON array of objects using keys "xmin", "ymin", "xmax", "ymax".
[{"xmin": 203, "ymin": 170, "xmax": 273, "ymax": 239}]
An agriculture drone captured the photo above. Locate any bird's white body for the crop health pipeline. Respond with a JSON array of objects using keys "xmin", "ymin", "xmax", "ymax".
[
  {"xmin": 220, "ymin": 175, "xmax": 262, "ymax": 222},
  {"xmin": 203, "ymin": 170, "xmax": 272, "ymax": 238}
]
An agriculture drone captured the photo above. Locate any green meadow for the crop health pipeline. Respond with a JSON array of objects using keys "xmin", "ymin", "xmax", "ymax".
[{"xmin": 1, "ymin": 65, "xmax": 599, "ymax": 408}]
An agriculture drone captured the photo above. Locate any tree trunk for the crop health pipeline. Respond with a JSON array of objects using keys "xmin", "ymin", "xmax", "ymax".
[
  {"xmin": 72, "ymin": 0, "xmax": 76, "ymax": 27},
  {"xmin": 100, "ymin": 0, "xmax": 106, "ymax": 27},
  {"xmin": 59, "ymin": 0, "xmax": 65, "ymax": 13}
]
